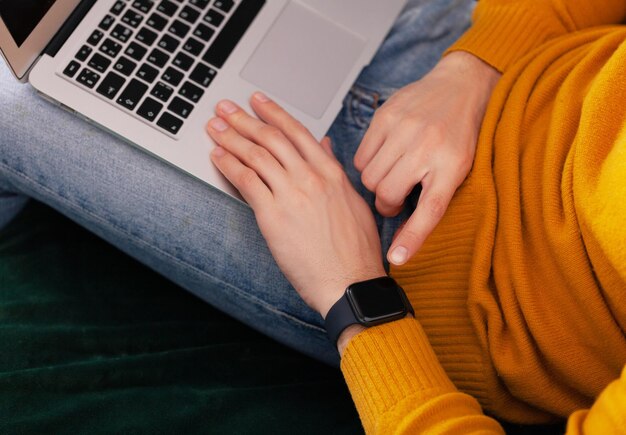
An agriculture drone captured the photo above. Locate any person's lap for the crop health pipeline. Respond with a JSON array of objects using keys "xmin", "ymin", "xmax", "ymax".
[{"xmin": 0, "ymin": 0, "xmax": 473, "ymax": 366}]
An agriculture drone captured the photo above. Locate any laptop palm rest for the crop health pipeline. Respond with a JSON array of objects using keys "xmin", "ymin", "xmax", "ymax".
[{"xmin": 240, "ymin": 2, "xmax": 366, "ymax": 119}]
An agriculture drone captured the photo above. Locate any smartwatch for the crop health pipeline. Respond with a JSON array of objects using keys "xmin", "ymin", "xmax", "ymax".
[{"xmin": 324, "ymin": 276, "xmax": 414, "ymax": 345}]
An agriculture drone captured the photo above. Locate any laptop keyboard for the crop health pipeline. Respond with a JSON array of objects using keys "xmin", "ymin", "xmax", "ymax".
[{"xmin": 62, "ymin": 0, "xmax": 265, "ymax": 136}]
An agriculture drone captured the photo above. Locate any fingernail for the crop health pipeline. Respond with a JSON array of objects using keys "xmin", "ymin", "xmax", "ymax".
[
  {"xmin": 389, "ymin": 246, "xmax": 408, "ymax": 265},
  {"xmin": 253, "ymin": 92, "xmax": 270, "ymax": 103},
  {"xmin": 212, "ymin": 146, "xmax": 226, "ymax": 157},
  {"xmin": 218, "ymin": 100, "xmax": 238, "ymax": 114},
  {"xmin": 209, "ymin": 118, "xmax": 228, "ymax": 132}
]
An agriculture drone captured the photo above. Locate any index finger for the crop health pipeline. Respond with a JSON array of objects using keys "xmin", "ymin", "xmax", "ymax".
[
  {"xmin": 249, "ymin": 92, "xmax": 332, "ymax": 168},
  {"xmin": 353, "ymin": 115, "xmax": 386, "ymax": 172},
  {"xmin": 387, "ymin": 175, "xmax": 457, "ymax": 266}
]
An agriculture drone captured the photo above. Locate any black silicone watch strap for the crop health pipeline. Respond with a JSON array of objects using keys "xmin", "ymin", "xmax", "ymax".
[{"xmin": 324, "ymin": 292, "xmax": 356, "ymax": 346}]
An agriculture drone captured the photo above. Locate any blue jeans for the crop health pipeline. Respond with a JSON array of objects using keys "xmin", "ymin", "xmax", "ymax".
[{"xmin": 0, "ymin": 0, "xmax": 473, "ymax": 366}]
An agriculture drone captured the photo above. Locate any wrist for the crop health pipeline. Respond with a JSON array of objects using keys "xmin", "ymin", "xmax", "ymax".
[
  {"xmin": 337, "ymin": 324, "xmax": 366, "ymax": 356},
  {"xmin": 317, "ymin": 268, "xmax": 386, "ymax": 319},
  {"xmin": 337, "ymin": 313, "xmax": 415, "ymax": 356},
  {"xmin": 438, "ymin": 51, "xmax": 501, "ymax": 93},
  {"xmin": 324, "ymin": 276, "xmax": 414, "ymax": 348}
]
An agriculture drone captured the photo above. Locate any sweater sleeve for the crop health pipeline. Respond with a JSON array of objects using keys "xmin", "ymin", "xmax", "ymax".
[
  {"xmin": 341, "ymin": 318, "xmax": 626, "ymax": 434},
  {"xmin": 446, "ymin": 0, "xmax": 626, "ymax": 72},
  {"xmin": 340, "ymin": 318, "xmax": 505, "ymax": 434}
]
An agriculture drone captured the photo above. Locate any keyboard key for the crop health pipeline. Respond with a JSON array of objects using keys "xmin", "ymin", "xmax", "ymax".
[
  {"xmin": 203, "ymin": 0, "xmax": 264, "ymax": 69},
  {"xmin": 150, "ymin": 81, "xmax": 174, "ymax": 102},
  {"xmin": 189, "ymin": 0, "xmax": 210, "ymax": 10},
  {"xmin": 179, "ymin": 6, "xmax": 200, "ymax": 24},
  {"xmin": 178, "ymin": 81, "xmax": 204, "ymax": 103},
  {"xmin": 113, "ymin": 56, "xmax": 138, "ymax": 76},
  {"xmin": 117, "ymin": 78, "xmax": 149, "ymax": 110},
  {"xmin": 193, "ymin": 23, "xmax": 214, "ymax": 41},
  {"xmin": 147, "ymin": 48, "xmax": 169, "ymax": 67},
  {"xmin": 146, "ymin": 12, "xmax": 168, "ymax": 31},
  {"xmin": 111, "ymin": 24, "xmax": 133, "ymax": 42},
  {"xmin": 162, "ymin": 66, "xmax": 184, "ymax": 86},
  {"xmin": 182, "ymin": 37, "xmax": 204, "ymax": 56},
  {"xmin": 96, "ymin": 71, "xmax": 126, "ymax": 99},
  {"xmin": 168, "ymin": 19, "xmax": 190, "ymax": 38},
  {"xmin": 136, "ymin": 27, "xmax": 158, "ymax": 45},
  {"xmin": 158, "ymin": 34, "xmax": 180, "ymax": 53},
  {"xmin": 77, "ymin": 68, "xmax": 101, "ymax": 89},
  {"xmin": 172, "ymin": 51, "xmax": 193, "ymax": 70},
  {"xmin": 110, "ymin": 0, "xmax": 126, "ymax": 15},
  {"xmin": 63, "ymin": 61, "xmax": 81, "ymax": 78},
  {"xmin": 189, "ymin": 62, "xmax": 216, "ymax": 87},
  {"xmin": 75, "ymin": 45, "xmax": 92, "ymax": 61},
  {"xmin": 157, "ymin": 112, "xmax": 183, "ymax": 134},
  {"xmin": 87, "ymin": 30, "xmax": 104, "ymax": 46},
  {"xmin": 157, "ymin": 0, "xmax": 178, "ymax": 16},
  {"xmin": 125, "ymin": 41, "xmax": 148, "ymax": 61},
  {"xmin": 137, "ymin": 63, "xmax": 159, "ymax": 83},
  {"xmin": 99, "ymin": 14, "xmax": 115, "ymax": 31},
  {"xmin": 137, "ymin": 97, "xmax": 164, "ymax": 121},
  {"xmin": 214, "ymin": 0, "xmax": 234, "ymax": 14},
  {"xmin": 88, "ymin": 53, "xmax": 112, "ymax": 73},
  {"xmin": 168, "ymin": 96, "xmax": 194, "ymax": 119},
  {"xmin": 203, "ymin": 9, "xmax": 225, "ymax": 27},
  {"xmin": 122, "ymin": 10, "xmax": 144, "ymax": 28},
  {"xmin": 99, "ymin": 38, "xmax": 123, "ymax": 57},
  {"xmin": 132, "ymin": 0, "xmax": 154, "ymax": 13}
]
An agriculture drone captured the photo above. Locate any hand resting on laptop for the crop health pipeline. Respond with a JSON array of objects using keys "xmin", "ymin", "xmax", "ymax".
[{"xmin": 207, "ymin": 92, "xmax": 386, "ymax": 327}]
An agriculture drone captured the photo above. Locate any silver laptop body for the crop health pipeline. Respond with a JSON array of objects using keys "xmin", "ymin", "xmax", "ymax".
[{"xmin": 0, "ymin": 0, "xmax": 406, "ymax": 198}]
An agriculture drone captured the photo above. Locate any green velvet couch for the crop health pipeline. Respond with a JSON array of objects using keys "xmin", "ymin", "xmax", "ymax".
[{"xmin": 0, "ymin": 202, "xmax": 564, "ymax": 434}]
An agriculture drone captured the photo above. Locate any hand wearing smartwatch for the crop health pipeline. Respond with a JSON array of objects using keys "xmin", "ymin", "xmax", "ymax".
[
  {"xmin": 325, "ymin": 277, "xmax": 414, "ymax": 353},
  {"xmin": 207, "ymin": 94, "xmax": 406, "ymax": 356}
]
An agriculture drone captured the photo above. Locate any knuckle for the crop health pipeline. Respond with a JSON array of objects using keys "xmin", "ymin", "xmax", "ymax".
[
  {"xmin": 353, "ymin": 154, "xmax": 365, "ymax": 171},
  {"xmin": 424, "ymin": 194, "xmax": 448, "ymax": 220},
  {"xmin": 291, "ymin": 119, "xmax": 309, "ymax": 136},
  {"xmin": 238, "ymin": 168, "xmax": 257, "ymax": 188},
  {"xmin": 453, "ymin": 155, "xmax": 472, "ymax": 178},
  {"xmin": 458, "ymin": 150, "xmax": 475, "ymax": 174},
  {"xmin": 376, "ymin": 184, "xmax": 402, "ymax": 207},
  {"xmin": 246, "ymin": 147, "xmax": 270, "ymax": 166},
  {"xmin": 326, "ymin": 162, "xmax": 347, "ymax": 184},
  {"xmin": 259, "ymin": 125, "xmax": 284, "ymax": 142},
  {"xmin": 360, "ymin": 169, "xmax": 378, "ymax": 191},
  {"xmin": 302, "ymin": 174, "xmax": 325, "ymax": 195},
  {"xmin": 226, "ymin": 111, "xmax": 248, "ymax": 128},
  {"xmin": 375, "ymin": 107, "xmax": 396, "ymax": 125}
]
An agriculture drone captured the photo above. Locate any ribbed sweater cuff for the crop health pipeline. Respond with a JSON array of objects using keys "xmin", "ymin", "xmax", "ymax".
[
  {"xmin": 340, "ymin": 318, "xmax": 457, "ymax": 434},
  {"xmin": 445, "ymin": 5, "xmax": 565, "ymax": 72}
]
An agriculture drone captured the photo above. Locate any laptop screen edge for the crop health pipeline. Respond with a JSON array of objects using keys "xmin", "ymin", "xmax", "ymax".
[{"xmin": 0, "ymin": 0, "xmax": 82, "ymax": 81}]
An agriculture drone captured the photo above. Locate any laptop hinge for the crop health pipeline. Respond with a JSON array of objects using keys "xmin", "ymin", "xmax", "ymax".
[{"xmin": 44, "ymin": 0, "xmax": 98, "ymax": 57}]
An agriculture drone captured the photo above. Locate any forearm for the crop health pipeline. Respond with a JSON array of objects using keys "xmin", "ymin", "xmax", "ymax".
[{"xmin": 447, "ymin": 0, "xmax": 626, "ymax": 72}]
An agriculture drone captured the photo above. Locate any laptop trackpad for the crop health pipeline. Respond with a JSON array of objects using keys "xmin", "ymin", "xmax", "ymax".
[{"xmin": 240, "ymin": 2, "xmax": 366, "ymax": 119}]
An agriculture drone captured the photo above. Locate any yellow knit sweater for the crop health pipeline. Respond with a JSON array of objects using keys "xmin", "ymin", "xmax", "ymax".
[{"xmin": 340, "ymin": 0, "xmax": 626, "ymax": 433}]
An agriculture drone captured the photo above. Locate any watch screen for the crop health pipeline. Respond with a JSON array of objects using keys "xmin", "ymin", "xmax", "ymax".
[
  {"xmin": 0, "ymin": 0, "xmax": 56, "ymax": 47},
  {"xmin": 348, "ymin": 278, "xmax": 406, "ymax": 321}
]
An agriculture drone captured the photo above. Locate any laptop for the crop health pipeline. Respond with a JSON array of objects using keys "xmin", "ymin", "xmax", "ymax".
[{"xmin": 0, "ymin": 0, "xmax": 406, "ymax": 198}]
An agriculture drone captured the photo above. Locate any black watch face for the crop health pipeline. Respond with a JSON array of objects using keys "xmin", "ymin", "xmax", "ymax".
[{"xmin": 347, "ymin": 278, "xmax": 407, "ymax": 323}]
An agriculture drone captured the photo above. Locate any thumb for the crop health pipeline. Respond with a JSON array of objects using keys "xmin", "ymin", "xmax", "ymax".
[{"xmin": 386, "ymin": 178, "xmax": 455, "ymax": 266}]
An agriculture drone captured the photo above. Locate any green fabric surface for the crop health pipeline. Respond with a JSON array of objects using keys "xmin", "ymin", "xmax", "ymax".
[
  {"xmin": 0, "ymin": 202, "xmax": 564, "ymax": 434},
  {"xmin": 0, "ymin": 202, "xmax": 362, "ymax": 434}
]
